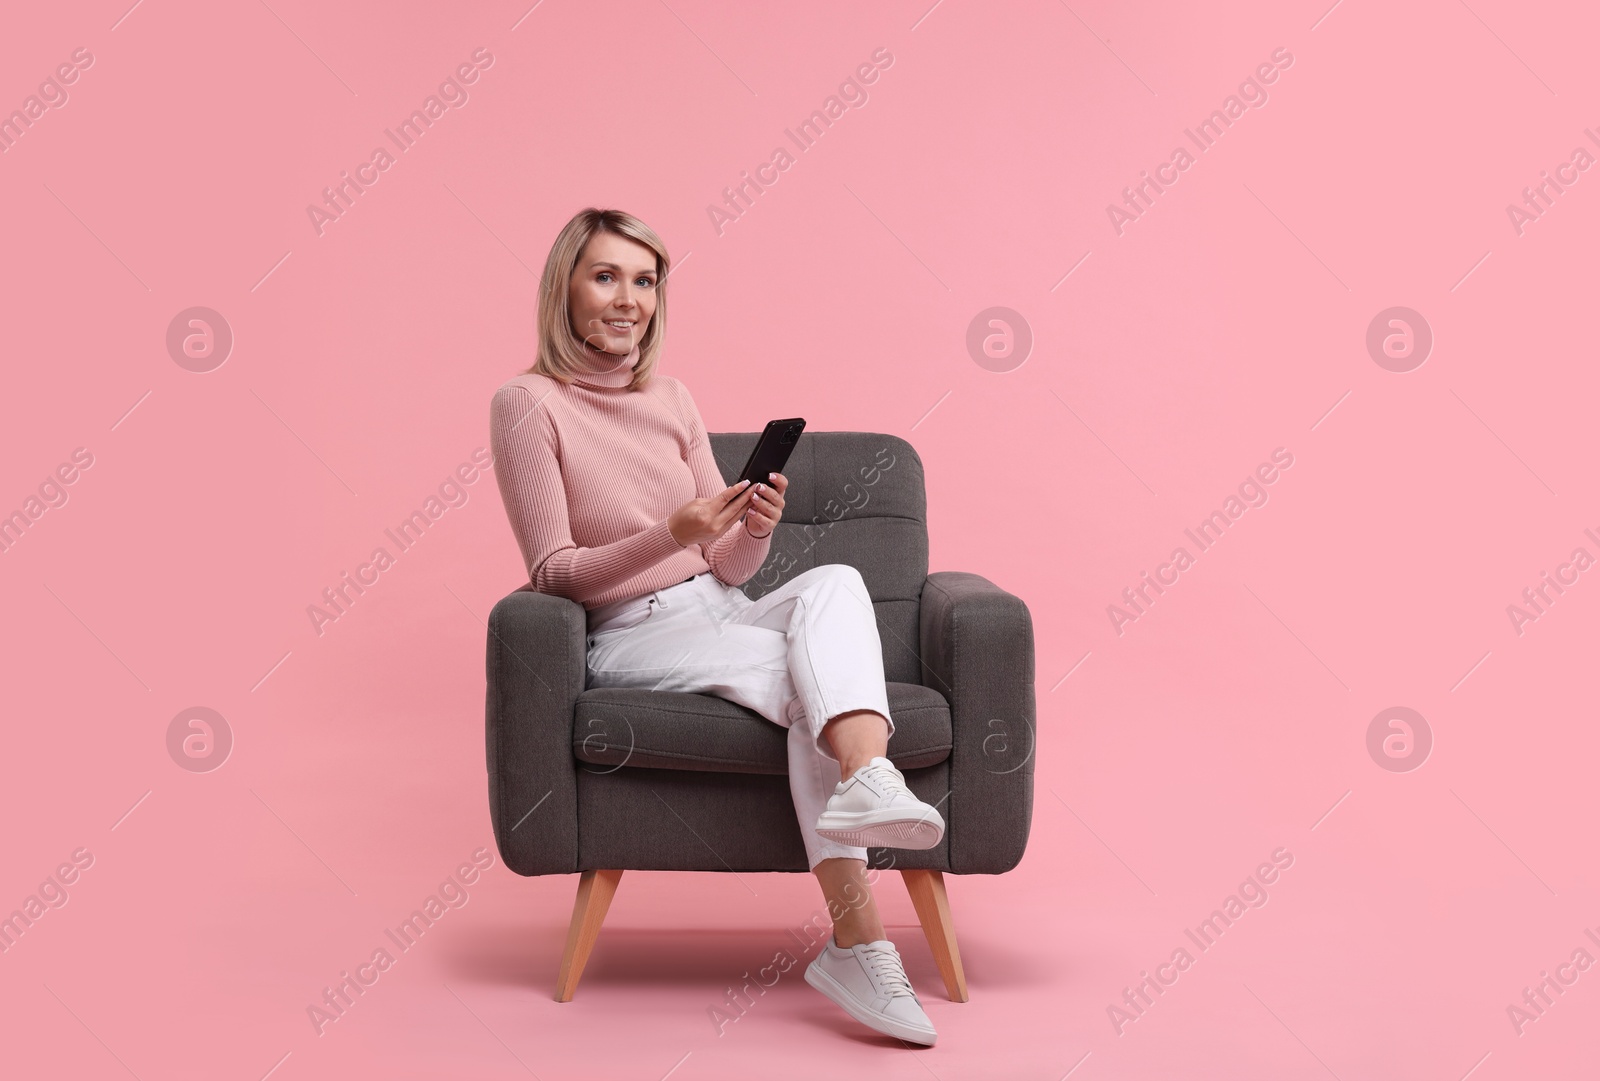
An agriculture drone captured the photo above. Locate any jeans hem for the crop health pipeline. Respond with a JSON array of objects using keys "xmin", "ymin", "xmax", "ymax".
[{"xmin": 807, "ymin": 844, "xmax": 870, "ymax": 870}]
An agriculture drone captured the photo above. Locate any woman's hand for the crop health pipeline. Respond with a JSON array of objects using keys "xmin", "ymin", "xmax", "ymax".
[
  {"xmin": 743, "ymin": 472, "xmax": 786, "ymax": 539},
  {"xmin": 668, "ymin": 479, "xmax": 759, "ymax": 548}
]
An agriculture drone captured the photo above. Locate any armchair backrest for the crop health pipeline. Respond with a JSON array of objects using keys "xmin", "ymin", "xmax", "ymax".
[{"xmin": 707, "ymin": 431, "xmax": 928, "ymax": 685}]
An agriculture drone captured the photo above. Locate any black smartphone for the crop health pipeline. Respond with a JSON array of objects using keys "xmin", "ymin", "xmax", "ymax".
[{"xmin": 726, "ymin": 418, "xmax": 805, "ymax": 503}]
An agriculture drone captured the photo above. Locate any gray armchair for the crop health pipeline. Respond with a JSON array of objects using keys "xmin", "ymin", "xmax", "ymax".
[{"xmin": 484, "ymin": 431, "xmax": 1036, "ymax": 1002}]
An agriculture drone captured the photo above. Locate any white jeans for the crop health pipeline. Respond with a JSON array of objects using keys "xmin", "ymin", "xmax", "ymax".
[{"xmin": 584, "ymin": 563, "xmax": 897, "ymax": 870}]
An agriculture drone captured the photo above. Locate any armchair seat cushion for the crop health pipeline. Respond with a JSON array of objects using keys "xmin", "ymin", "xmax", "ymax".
[{"xmin": 571, "ymin": 681, "xmax": 952, "ymax": 774}]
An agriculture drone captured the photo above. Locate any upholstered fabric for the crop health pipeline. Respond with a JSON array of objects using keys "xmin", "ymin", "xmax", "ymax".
[
  {"xmin": 571, "ymin": 682, "xmax": 954, "ymax": 775},
  {"xmin": 485, "ymin": 430, "xmax": 1035, "ymax": 877}
]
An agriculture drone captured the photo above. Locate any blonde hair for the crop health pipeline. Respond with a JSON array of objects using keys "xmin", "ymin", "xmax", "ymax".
[{"xmin": 527, "ymin": 207, "xmax": 670, "ymax": 391}]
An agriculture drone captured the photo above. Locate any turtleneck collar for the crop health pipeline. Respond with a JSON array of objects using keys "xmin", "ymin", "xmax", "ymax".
[{"xmin": 572, "ymin": 340, "xmax": 640, "ymax": 390}]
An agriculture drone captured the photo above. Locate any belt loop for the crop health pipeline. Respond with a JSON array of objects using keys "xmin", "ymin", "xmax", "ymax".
[{"xmin": 654, "ymin": 590, "xmax": 668, "ymax": 609}]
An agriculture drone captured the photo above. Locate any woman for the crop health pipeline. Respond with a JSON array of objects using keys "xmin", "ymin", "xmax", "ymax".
[{"xmin": 489, "ymin": 208, "xmax": 946, "ymax": 1046}]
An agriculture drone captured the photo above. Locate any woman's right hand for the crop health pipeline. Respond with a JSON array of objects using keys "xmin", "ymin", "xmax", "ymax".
[{"xmin": 668, "ymin": 480, "xmax": 756, "ymax": 547}]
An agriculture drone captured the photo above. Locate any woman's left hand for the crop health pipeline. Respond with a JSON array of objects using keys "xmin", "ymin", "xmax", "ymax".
[{"xmin": 744, "ymin": 472, "xmax": 787, "ymax": 539}]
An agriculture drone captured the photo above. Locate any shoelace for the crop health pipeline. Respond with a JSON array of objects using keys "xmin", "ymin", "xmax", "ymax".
[
  {"xmin": 859, "ymin": 944, "xmax": 917, "ymax": 998},
  {"xmin": 861, "ymin": 762, "xmax": 910, "ymax": 799}
]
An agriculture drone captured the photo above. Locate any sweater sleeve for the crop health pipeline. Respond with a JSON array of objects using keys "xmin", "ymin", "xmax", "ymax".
[
  {"xmin": 673, "ymin": 380, "xmax": 773, "ymax": 587},
  {"xmin": 489, "ymin": 381, "xmax": 685, "ymax": 603}
]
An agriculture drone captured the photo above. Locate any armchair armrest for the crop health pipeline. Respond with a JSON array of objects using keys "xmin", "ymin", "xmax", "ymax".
[
  {"xmin": 486, "ymin": 587, "xmax": 586, "ymax": 876},
  {"xmin": 918, "ymin": 571, "xmax": 1036, "ymax": 874}
]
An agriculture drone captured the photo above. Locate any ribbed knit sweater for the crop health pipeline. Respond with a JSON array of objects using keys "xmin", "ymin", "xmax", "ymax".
[{"xmin": 489, "ymin": 341, "xmax": 772, "ymax": 612}]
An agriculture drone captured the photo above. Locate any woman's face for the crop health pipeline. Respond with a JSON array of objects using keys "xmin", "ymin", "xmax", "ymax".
[{"xmin": 568, "ymin": 231, "xmax": 658, "ymax": 355}]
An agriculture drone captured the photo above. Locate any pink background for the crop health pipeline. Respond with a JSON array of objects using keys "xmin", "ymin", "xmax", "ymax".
[{"xmin": 2, "ymin": 1, "xmax": 1596, "ymax": 1077}]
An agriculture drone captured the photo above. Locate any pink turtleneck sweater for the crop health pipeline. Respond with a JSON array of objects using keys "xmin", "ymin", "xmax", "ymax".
[{"xmin": 489, "ymin": 341, "xmax": 772, "ymax": 612}]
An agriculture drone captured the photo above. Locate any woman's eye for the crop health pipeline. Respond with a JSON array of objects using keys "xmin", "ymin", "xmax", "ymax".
[{"xmin": 636, "ymin": 277, "xmax": 655, "ymax": 288}]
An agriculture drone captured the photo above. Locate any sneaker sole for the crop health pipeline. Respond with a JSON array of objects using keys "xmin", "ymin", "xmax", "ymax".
[
  {"xmin": 804, "ymin": 959, "xmax": 938, "ymax": 1045},
  {"xmin": 814, "ymin": 811, "xmax": 945, "ymax": 850}
]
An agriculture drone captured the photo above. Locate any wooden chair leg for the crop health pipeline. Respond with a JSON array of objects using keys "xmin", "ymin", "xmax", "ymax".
[
  {"xmin": 554, "ymin": 869, "xmax": 623, "ymax": 1002},
  {"xmin": 900, "ymin": 868, "xmax": 969, "ymax": 1002}
]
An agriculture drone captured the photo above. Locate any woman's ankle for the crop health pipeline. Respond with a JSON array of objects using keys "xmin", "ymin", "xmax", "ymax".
[
  {"xmin": 837, "ymin": 757, "xmax": 870, "ymax": 782},
  {"xmin": 831, "ymin": 925, "xmax": 885, "ymax": 949}
]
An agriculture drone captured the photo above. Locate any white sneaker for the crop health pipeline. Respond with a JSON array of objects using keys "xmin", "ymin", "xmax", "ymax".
[
  {"xmin": 814, "ymin": 756, "xmax": 945, "ymax": 850},
  {"xmin": 804, "ymin": 935, "xmax": 937, "ymax": 1045}
]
